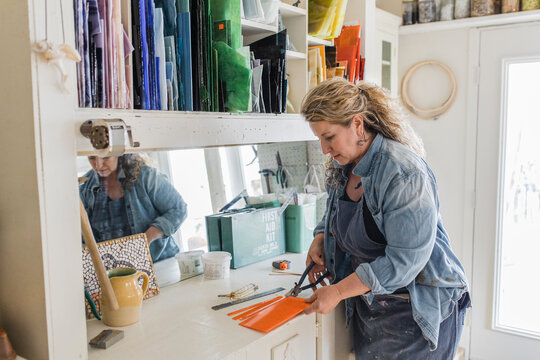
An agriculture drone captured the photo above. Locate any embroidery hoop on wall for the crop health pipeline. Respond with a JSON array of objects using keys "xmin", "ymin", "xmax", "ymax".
[{"xmin": 400, "ymin": 60, "xmax": 457, "ymax": 120}]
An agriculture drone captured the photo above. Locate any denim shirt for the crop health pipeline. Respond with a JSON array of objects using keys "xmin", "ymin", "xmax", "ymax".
[
  {"xmin": 314, "ymin": 133, "xmax": 469, "ymax": 350},
  {"xmin": 80, "ymin": 165, "xmax": 187, "ymax": 262}
]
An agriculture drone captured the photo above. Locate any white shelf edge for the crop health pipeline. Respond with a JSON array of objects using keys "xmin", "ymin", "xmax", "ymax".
[
  {"xmin": 286, "ymin": 50, "xmax": 307, "ymax": 60},
  {"xmin": 74, "ymin": 109, "xmax": 315, "ymax": 154},
  {"xmin": 400, "ymin": 9, "xmax": 540, "ymax": 35},
  {"xmin": 279, "ymin": 3, "xmax": 306, "ymax": 17},
  {"xmin": 307, "ymin": 35, "xmax": 332, "ymax": 46},
  {"xmin": 241, "ymin": 18, "xmax": 278, "ymax": 35}
]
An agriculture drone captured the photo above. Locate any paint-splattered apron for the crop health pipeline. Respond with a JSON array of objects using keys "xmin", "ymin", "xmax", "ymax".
[{"xmin": 334, "ymin": 194, "xmax": 468, "ymax": 360}]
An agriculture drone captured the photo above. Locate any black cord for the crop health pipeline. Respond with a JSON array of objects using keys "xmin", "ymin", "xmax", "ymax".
[{"xmin": 354, "ymin": 181, "xmax": 362, "ymax": 190}]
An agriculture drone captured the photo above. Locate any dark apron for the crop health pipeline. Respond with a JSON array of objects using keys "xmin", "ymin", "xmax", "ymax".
[
  {"xmin": 334, "ymin": 193, "xmax": 468, "ymax": 360},
  {"xmin": 90, "ymin": 188, "xmax": 132, "ymax": 243}
]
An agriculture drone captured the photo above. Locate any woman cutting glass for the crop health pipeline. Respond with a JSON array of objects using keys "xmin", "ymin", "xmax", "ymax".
[{"xmin": 301, "ymin": 78, "xmax": 470, "ymax": 359}]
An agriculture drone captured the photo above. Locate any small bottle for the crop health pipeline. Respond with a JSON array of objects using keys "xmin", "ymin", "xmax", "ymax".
[
  {"xmin": 435, "ymin": 0, "xmax": 442, "ymax": 20},
  {"xmin": 419, "ymin": 0, "xmax": 437, "ymax": 23},
  {"xmin": 522, "ymin": 0, "xmax": 540, "ymax": 11},
  {"xmin": 402, "ymin": 0, "xmax": 418, "ymax": 25},
  {"xmin": 494, "ymin": 0, "xmax": 502, "ymax": 13},
  {"xmin": 454, "ymin": 0, "xmax": 471, "ymax": 18},
  {"xmin": 501, "ymin": 0, "xmax": 519, "ymax": 12},
  {"xmin": 471, "ymin": 0, "xmax": 495, "ymax": 16},
  {"xmin": 440, "ymin": 0, "xmax": 455, "ymax": 20}
]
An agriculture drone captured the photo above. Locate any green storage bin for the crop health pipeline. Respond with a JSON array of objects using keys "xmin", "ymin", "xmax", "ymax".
[
  {"xmin": 205, "ymin": 207, "xmax": 286, "ymax": 268},
  {"xmin": 284, "ymin": 203, "xmax": 317, "ymax": 253}
]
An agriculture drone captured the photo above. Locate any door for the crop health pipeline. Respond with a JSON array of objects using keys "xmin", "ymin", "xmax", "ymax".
[{"xmin": 471, "ymin": 23, "xmax": 540, "ymax": 359}]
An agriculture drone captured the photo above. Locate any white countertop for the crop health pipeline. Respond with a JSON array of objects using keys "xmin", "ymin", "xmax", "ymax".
[{"xmin": 87, "ymin": 253, "xmax": 314, "ymax": 359}]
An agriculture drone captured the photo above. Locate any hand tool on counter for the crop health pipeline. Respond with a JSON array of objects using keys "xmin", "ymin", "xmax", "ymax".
[
  {"xmin": 218, "ymin": 283, "xmax": 259, "ymax": 300},
  {"xmin": 212, "ymin": 287, "xmax": 285, "ymax": 310},
  {"xmin": 79, "ymin": 177, "xmax": 119, "ymax": 311},
  {"xmin": 258, "ymin": 169, "xmax": 275, "ymax": 194},
  {"xmin": 272, "ymin": 260, "xmax": 291, "ymax": 270},
  {"xmin": 89, "ymin": 329, "xmax": 124, "ymax": 349},
  {"xmin": 285, "ymin": 261, "xmax": 331, "ymax": 297},
  {"xmin": 269, "ymin": 269, "xmax": 303, "ymax": 276}
]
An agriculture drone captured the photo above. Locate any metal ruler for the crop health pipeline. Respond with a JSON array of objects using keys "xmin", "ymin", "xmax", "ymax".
[{"xmin": 211, "ymin": 287, "xmax": 285, "ymax": 310}]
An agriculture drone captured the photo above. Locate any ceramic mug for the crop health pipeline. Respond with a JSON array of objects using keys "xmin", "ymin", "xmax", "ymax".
[{"xmin": 100, "ymin": 267, "xmax": 149, "ymax": 327}]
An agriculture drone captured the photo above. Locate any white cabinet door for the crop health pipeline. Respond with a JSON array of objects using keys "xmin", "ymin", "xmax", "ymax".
[
  {"xmin": 244, "ymin": 313, "xmax": 316, "ymax": 360},
  {"xmin": 375, "ymin": 9, "xmax": 400, "ymax": 97}
]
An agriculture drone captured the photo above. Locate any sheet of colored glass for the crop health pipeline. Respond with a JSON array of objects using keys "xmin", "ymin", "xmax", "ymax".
[{"xmin": 238, "ymin": 296, "xmax": 310, "ymax": 333}]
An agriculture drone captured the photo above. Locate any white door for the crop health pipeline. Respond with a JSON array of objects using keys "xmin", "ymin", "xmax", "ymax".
[{"xmin": 471, "ymin": 23, "xmax": 540, "ymax": 359}]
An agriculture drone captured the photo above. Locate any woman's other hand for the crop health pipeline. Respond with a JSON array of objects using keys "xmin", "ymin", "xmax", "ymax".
[
  {"xmin": 303, "ymin": 285, "xmax": 343, "ymax": 315},
  {"xmin": 144, "ymin": 226, "xmax": 164, "ymax": 245},
  {"xmin": 306, "ymin": 233, "xmax": 329, "ymax": 285}
]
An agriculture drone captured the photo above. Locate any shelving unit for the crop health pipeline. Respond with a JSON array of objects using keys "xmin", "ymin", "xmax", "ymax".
[
  {"xmin": 279, "ymin": 2, "xmax": 306, "ymax": 17},
  {"xmin": 75, "ymin": 110, "xmax": 314, "ymax": 155},
  {"xmin": 400, "ymin": 9, "xmax": 540, "ymax": 35},
  {"xmin": 240, "ymin": 18, "xmax": 278, "ymax": 35},
  {"xmin": 307, "ymin": 35, "xmax": 332, "ymax": 46},
  {"xmin": 286, "ymin": 50, "xmax": 307, "ymax": 59},
  {"xmin": 0, "ymin": 1, "xmax": 377, "ymax": 359}
]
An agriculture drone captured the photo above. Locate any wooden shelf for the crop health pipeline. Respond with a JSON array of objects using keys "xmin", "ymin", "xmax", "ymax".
[
  {"xmin": 74, "ymin": 109, "xmax": 315, "ymax": 155},
  {"xmin": 400, "ymin": 9, "xmax": 540, "ymax": 35},
  {"xmin": 286, "ymin": 50, "xmax": 307, "ymax": 60},
  {"xmin": 279, "ymin": 3, "xmax": 306, "ymax": 18},
  {"xmin": 241, "ymin": 18, "xmax": 277, "ymax": 35},
  {"xmin": 307, "ymin": 35, "xmax": 332, "ymax": 46}
]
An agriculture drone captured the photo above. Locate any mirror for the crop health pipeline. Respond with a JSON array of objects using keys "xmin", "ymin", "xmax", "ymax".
[{"xmin": 77, "ymin": 141, "xmax": 327, "ymax": 286}]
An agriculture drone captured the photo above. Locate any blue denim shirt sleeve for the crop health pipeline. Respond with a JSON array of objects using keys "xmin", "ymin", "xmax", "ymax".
[
  {"xmin": 139, "ymin": 167, "xmax": 187, "ymax": 236},
  {"xmin": 314, "ymin": 214, "xmax": 326, "ymax": 236},
  {"xmin": 355, "ymin": 172, "xmax": 437, "ymax": 295}
]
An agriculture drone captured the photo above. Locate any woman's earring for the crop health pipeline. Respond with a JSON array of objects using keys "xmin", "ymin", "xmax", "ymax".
[{"xmin": 357, "ymin": 131, "xmax": 367, "ymax": 146}]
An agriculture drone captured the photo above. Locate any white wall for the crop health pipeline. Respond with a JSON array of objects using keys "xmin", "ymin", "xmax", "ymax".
[{"xmin": 398, "ymin": 29, "xmax": 473, "ymax": 269}]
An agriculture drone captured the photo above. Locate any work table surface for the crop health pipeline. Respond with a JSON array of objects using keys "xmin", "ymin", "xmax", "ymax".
[{"xmin": 87, "ymin": 253, "xmax": 314, "ymax": 359}]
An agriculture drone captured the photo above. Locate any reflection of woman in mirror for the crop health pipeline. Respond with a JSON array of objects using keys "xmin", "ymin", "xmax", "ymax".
[{"xmin": 79, "ymin": 154, "xmax": 187, "ymax": 263}]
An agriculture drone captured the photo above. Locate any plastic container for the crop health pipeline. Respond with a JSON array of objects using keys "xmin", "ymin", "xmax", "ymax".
[
  {"xmin": 402, "ymin": 0, "xmax": 418, "ymax": 25},
  {"xmin": 435, "ymin": 0, "xmax": 443, "ymax": 20},
  {"xmin": 285, "ymin": 203, "xmax": 316, "ymax": 253},
  {"xmin": 502, "ymin": 0, "xmax": 519, "ymax": 12},
  {"xmin": 522, "ymin": 0, "xmax": 540, "ymax": 11},
  {"xmin": 175, "ymin": 250, "xmax": 204, "ymax": 279},
  {"xmin": 454, "ymin": 0, "xmax": 471, "ymax": 18},
  {"xmin": 440, "ymin": 0, "xmax": 455, "ymax": 20},
  {"xmin": 471, "ymin": 0, "xmax": 495, "ymax": 16},
  {"xmin": 419, "ymin": 0, "xmax": 437, "ymax": 23},
  {"xmin": 202, "ymin": 251, "xmax": 232, "ymax": 280},
  {"xmin": 494, "ymin": 0, "xmax": 502, "ymax": 13}
]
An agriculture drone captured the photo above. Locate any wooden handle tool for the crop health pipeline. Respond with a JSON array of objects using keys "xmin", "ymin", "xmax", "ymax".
[{"xmin": 79, "ymin": 198, "xmax": 119, "ymax": 310}]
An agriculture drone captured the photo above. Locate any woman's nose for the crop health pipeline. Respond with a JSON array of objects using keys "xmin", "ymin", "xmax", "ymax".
[{"xmin": 320, "ymin": 141, "xmax": 331, "ymax": 155}]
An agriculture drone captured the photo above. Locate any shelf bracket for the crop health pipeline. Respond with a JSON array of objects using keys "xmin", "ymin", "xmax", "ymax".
[{"xmin": 80, "ymin": 119, "xmax": 140, "ymax": 157}]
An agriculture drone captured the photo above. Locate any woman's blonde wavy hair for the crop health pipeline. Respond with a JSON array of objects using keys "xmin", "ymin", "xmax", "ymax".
[
  {"xmin": 118, "ymin": 153, "xmax": 150, "ymax": 190},
  {"xmin": 301, "ymin": 78, "xmax": 425, "ymax": 189}
]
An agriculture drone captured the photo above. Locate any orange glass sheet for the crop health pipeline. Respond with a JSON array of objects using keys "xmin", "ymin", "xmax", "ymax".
[
  {"xmin": 227, "ymin": 296, "xmax": 283, "ymax": 317},
  {"xmin": 232, "ymin": 297, "xmax": 284, "ymax": 321},
  {"xmin": 238, "ymin": 297, "xmax": 310, "ymax": 333}
]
